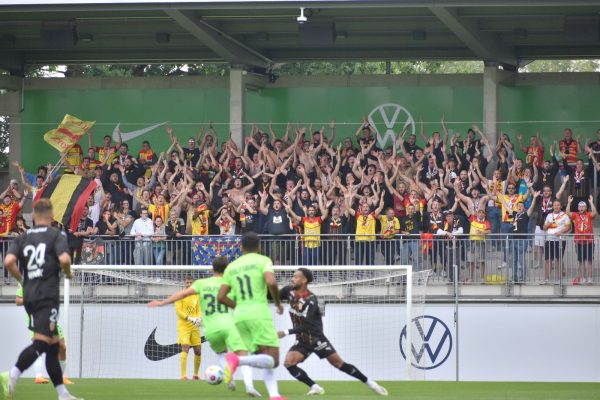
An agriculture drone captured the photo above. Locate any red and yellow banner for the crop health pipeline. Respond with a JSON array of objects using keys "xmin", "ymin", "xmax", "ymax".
[{"xmin": 43, "ymin": 114, "xmax": 95, "ymax": 152}]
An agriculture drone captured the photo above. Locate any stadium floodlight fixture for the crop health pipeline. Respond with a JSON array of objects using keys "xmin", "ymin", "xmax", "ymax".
[{"xmin": 297, "ymin": 7, "xmax": 308, "ymax": 24}]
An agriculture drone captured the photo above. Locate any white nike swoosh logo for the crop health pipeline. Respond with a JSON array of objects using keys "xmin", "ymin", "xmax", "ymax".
[{"xmin": 112, "ymin": 121, "xmax": 167, "ymax": 142}]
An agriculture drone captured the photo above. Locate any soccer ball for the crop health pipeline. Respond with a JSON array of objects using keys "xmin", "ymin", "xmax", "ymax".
[{"xmin": 204, "ymin": 365, "xmax": 224, "ymax": 385}]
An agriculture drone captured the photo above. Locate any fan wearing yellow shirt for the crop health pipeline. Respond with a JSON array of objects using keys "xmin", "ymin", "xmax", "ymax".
[
  {"xmin": 465, "ymin": 208, "xmax": 491, "ymax": 282},
  {"xmin": 284, "ymin": 195, "xmax": 330, "ymax": 265},
  {"xmin": 188, "ymin": 200, "xmax": 211, "ymax": 236},
  {"xmin": 176, "ymin": 276, "xmax": 203, "ymax": 381},
  {"xmin": 346, "ymin": 192, "xmax": 385, "ymax": 265},
  {"xmin": 379, "ymin": 208, "xmax": 400, "ymax": 265},
  {"xmin": 497, "ymin": 180, "xmax": 525, "ymax": 268}
]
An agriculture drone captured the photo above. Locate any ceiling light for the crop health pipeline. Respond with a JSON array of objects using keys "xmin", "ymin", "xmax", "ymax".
[{"xmin": 297, "ymin": 7, "xmax": 307, "ymax": 24}]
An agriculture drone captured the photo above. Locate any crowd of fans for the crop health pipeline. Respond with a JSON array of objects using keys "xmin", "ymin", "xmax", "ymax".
[{"xmin": 3, "ymin": 119, "xmax": 600, "ymax": 284}]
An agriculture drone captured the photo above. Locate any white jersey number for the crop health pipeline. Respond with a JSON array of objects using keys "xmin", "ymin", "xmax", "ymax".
[{"xmin": 23, "ymin": 243, "xmax": 47, "ymax": 273}]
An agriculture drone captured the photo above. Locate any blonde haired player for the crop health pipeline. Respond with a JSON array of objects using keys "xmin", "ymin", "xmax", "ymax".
[{"xmin": 176, "ymin": 276, "xmax": 202, "ymax": 380}]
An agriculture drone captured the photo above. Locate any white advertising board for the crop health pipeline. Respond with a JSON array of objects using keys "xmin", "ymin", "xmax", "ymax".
[{"xmin": 1, "ymin": 303, "xmax": 598, "ymax": 382}]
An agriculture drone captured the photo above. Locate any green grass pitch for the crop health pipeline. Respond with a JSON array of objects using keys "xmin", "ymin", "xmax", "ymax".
[{"xmin": 10, "ymin": 379, "xmax": 600, "ymax": 400}]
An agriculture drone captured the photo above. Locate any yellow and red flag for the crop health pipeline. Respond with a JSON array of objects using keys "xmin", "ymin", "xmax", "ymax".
[{"xmin": 43, "ymin": 114, "xmax": 95, "ymax": 153}]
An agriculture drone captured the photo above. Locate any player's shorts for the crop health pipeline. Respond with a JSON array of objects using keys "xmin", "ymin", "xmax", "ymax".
[
  {"xmin": 204, "ymin": 326, "xmax": 247, "ymax": 354},
  {"xmin": 235, "ymin": 319, "xmax": 279, "ymax": 353},
  {"xmin": 24, "ymin": 300, "xmax": 59, "ymax": 338},
  {"xmin": 290, "ymin": 338, "xmax": 336, "ymax": 360},
  {"xmin": 27, "ymin": 321, "xmax": 64, "ymax": 340},
  {"xmin": 544, "ymin": 240, "xmax": 565, "ymax": 261},
  {"xmin": 534, "ymin": 226, "xmax": 546, "ymax": 247},
  {"xmin": 178, "ymin": 328, "xmax": 202, "ymax": 347},
  {"xmin": 576, "ymin": 243, "xmax": 594, "ymax": 262}
]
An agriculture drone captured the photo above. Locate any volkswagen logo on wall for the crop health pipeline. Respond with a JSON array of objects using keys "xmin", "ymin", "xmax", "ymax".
[
  {"xmin": 367, "ymin": 103, "xmax": 416, "ymax": 151},
  {"xmin": 399, "ymin": 315, "xmax": 452, "ymax": 370}
]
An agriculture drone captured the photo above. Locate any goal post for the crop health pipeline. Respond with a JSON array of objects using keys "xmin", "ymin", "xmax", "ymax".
[{"xmin": 63, "ymin": 264, "xmax": 430, "ymax": 381}]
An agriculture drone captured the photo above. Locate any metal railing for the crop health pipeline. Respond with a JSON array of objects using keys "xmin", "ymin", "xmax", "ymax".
[{"xmin": 0, "ymin": 233, "xmax": 598, "ymax": 288}]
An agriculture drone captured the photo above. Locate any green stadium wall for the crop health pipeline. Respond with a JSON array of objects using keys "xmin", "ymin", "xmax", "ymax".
[{"xmin": 19, "ymin": 74, "xmax": 600, "ymax": 171}]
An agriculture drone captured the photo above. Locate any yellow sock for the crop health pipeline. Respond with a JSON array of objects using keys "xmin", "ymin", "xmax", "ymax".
[
  {"xmin": 194, "ymin": 354, "xmax": 201, "ymax": 376},
  {"xmin": 180, "ymin": 352, "xmax": 188, "ymax": 378}
]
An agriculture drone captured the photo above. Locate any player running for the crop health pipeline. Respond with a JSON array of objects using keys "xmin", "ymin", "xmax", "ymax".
[
  {"xmin": 278, "ymin": 268, "xmax": 388, "ymax": 396},
  {"xmin": 218, "ymin": 232, "xmax": 285, "ymax": 400},
  {"xmin": 1, "ymin": 199, "xmax": 83, "ymax": 400},
  {"xmin": 148, "ymin": 257, "xmax": 262, "ymax": 397},
  {"xmin": 174, "ymin": 277, "xmax": 203, "ymax": 381},
  {"xmin": 16, "ymin": 284, "xmax": 74, "ymax": 385}
]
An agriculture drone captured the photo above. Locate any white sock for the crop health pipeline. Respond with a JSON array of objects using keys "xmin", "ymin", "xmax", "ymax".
[
  {"xmin": 240, "ymin": 366, "xmax": 254, "ymax": 391},
  {"xmin": 218, "ymin": 353, "xmax": 227, "ymax": 369},
  {"xmin": 238, "ymin": 354, "xmax": 275, "ymax": 369},
  {"xmin": 263, "ymin": 368, "xmax": 280, "ymax": 398},
  {"xmin": 34, "ymin": 356, "xmax": 44, "ymax": 378},
  {"xmin": 59, "ymin": 360, "xmax": 67, "ymax": 375},
  {"xmin": 55, "ymin": 384, "xmax": 69, "ymax": 396},
  {"xmin": 9, "ymin": 366, "xmax": 21, "ymax": 382}
]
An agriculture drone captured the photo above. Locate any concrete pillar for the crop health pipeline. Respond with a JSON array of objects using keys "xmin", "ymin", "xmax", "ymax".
[
  {"xmin": 482, "ymin": 64, "xmax": 499, "ymax": 152},
  {"xmin": 229, "ymin": 68, "xmax": 244, "ymax": 149},
  {"xmin": 7, "ymin": 115, "xmax": 21, "ymax": 182}
]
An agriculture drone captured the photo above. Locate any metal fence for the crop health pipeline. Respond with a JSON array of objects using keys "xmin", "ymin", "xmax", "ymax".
[{"xmin": 0, "ymin": 233, "xmax": 598, "ymax": 287}]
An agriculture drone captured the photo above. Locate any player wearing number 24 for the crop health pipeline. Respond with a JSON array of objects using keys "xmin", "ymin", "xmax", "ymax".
[{"xmin": 1, "ymin": 199, "xmax": 83, "ymax": 400}]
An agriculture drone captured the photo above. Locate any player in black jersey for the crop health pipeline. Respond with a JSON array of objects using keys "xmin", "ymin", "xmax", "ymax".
[
  {"xmin": 278, "ymin": 268, "xmax": 388, "ymax": 396},
  {"xmin": 1, "ymin": 199, "xmax": 83, "ymax": 400}
]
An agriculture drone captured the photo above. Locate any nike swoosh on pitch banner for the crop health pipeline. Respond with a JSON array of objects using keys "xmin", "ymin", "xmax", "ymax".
[
  {"xmin": 144, "ymin": 327, "xmax": 206, "ymax": 361},
  {"xmin": 112, "ymin": 121, "xmax": 167, "ymax": 143}
]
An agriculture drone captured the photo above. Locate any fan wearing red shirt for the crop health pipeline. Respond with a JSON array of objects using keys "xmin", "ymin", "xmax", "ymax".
[
  {"xmin": 0, "ymin": 193, "xmax": 26, "ymax": 231},
  {"xmin": 0, "ymin": 209, "xmax": 9, "ymax": 237},
  {"xmin": 559, "ymin": 128, "xmax": 580, "ymax": 165},
  {"xmin": 567, "ymin": 195, "xmax": 596, "ymax": 284},
  {"xmin": 517, "ymin": 132, "xmax": 544, "ymax": 168},
  {"xmin": 95, "ymin": 135, "xmax": 118, "ymax": 165}
]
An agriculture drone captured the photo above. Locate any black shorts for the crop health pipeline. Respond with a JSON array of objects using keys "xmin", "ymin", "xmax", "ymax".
[
  {"xmin": 24, "ymin": 300, "xmax": 59, "ymax": 337},
  {"xmin": 290, "ymin": 338, "xmax": 336, "ymax": 359},
  {"xmin": 544, "ymin": 241, "xmax": 566, "ymax": 261},
  {"xmin": 576, "ymin": 243, "xmax": 594, "ymax": 262}
]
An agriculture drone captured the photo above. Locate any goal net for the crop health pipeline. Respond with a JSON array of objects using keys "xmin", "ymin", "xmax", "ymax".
[{"xmin": 63, "ymin": 265, "xmax": 430, "ymax": 381}]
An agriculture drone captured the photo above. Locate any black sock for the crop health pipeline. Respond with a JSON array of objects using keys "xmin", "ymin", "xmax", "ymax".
[
  {"xmin": 15, "ymin": 340, "xmax": 48, "ymax": 373},
  {"xmin": 286, "ymin": 365, "xmax": 316, "ymax": 387},
  {"xmin": 339, "ymin": 362, "xmax": 368, "ymax": 383},
  {"xmin": 45, "ymin": 343, "xmax": 64, "ymax": 387}
]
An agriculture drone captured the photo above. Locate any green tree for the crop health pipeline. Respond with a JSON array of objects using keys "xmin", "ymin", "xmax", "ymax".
[{"xmin": 521, "ymin": 60, "xmax": 600, "ymax": 73}]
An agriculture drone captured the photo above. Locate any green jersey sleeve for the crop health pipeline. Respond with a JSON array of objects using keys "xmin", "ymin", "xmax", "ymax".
[{"xmin": 192, "ymin": 277, "xmax": 234, "ymax": 331}]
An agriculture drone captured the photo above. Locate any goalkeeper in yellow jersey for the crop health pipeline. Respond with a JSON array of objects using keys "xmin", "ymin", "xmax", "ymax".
[{"xmin": 175, "ymin": 276, "xmax": 203, "ymax": 380}]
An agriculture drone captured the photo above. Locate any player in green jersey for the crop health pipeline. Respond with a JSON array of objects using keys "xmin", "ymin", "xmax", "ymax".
[
  {"xmin": 218, "ymin": 232, "xmax": 285, "ymax": 400},
  {"xmin": 147, "ymin": 257, "xmax": 261, "ymax": 397}
]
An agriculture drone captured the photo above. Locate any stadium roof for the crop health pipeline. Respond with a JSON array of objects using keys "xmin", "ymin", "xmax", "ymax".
[{"xmin": 1, "ymin": 0, "xmax": 600, "ymax": 73}]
